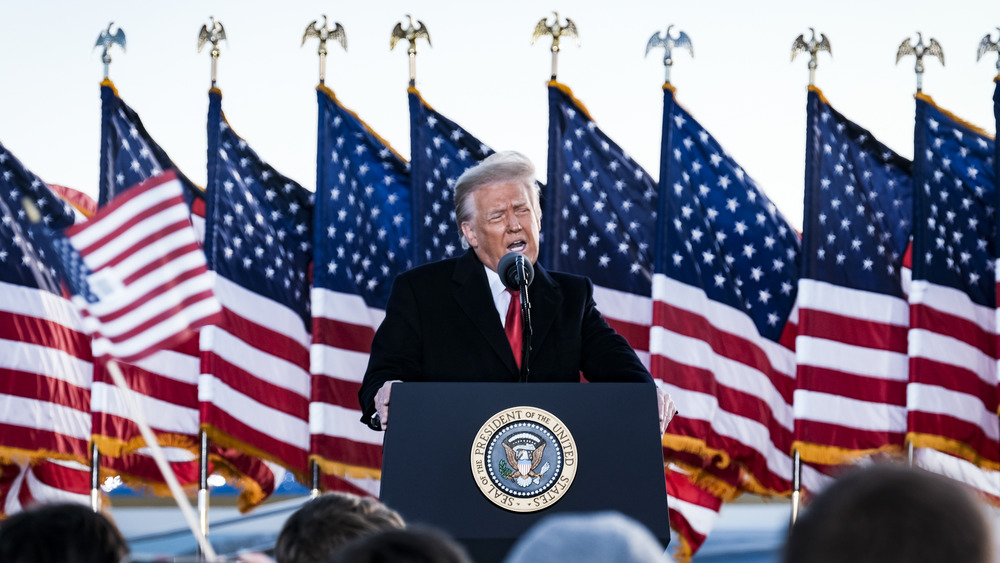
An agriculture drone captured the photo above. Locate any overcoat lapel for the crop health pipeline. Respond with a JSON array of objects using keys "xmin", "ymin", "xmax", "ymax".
[
  {"xmin": 453, "ymin": 251, "xmax": 520, "ymax": 376},
  {"xmin": 525, "ymin": 264, "xmax": 561, "ymax": 365}
]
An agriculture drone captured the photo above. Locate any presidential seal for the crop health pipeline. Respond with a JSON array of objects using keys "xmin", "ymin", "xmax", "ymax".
[{"xmin": 470, "ymin": 406, "xmax": 577, "ymax": 513}]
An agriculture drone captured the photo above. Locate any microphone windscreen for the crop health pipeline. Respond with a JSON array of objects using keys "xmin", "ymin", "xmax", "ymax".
[{"xmin": 497, "ymin": 252, "xmax": 533, "ymax": 290}]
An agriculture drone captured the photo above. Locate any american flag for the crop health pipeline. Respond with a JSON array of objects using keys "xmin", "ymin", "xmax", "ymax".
[
  {"xmin": 55, "ymin": 171, "xmax": 220, "ymax": 363},
  {"xmin": 310, "ymin": 86, "xmax": 410, "ymax": 496},
  {"xmin": 93, "ymin": 80, "xmax": 205, "ymax": 493},
  {"xmin": 542, "ymin": 81, "xmax": 655, "ymax": 367},
  {"xmin": 408, "ymin": 87, "xmax": 493, "ymax": 264},
  {"xmin": 909, "ymin": 93, "xmax": 998, "ymax": 476},
  {"xmin": 99, "ymin": 80, "xmax": 204, "ymax": 220},
  {"xmin": 794, "ymin": 87, "xmax": 913, "ymax": 466},
  {"xmin": 96, "ymin": 86, "xmax": 277, "ymax": 509},
  {"xmin": 651, "ymin": 85, "xmax": 829, "ymax": 495},
  {"xmin": 200, "ymin": 88, "xmax": 314, "ymax": 478},
  {"xmin": 665, "ymin": 465, "xmax": 722, "ymax": 562},
  {"xmin": 0, "ymin": 459, "xmax": 91, "ymax": 516},
  {"xmin": 0, "ymin": 142, "xmax": 92, "ymax": 466}
]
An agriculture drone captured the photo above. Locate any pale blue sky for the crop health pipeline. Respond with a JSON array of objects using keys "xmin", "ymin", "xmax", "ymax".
[{"xmin": 1, "ymin": 0, "xmax": 997, "ymax": 229}]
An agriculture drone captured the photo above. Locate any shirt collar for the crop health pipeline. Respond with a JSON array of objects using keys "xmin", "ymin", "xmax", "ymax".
[{"xmin": 484, "ymin": 264, "xmax": 507, "ymax": 301}]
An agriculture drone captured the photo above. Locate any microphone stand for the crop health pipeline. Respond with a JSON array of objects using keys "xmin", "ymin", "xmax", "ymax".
[{"xmin": 517, "ymin": 260, "xmax": 532, "ymax": 383}]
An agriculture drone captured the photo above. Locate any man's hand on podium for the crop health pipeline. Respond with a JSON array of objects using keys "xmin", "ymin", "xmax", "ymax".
[
  {"xmin": 374, "ymin": 380, "xmax": 402, "ymax": 431},
  {"xmin": 657, "ymin": 386, "xmax": 677, "ymax": 436}
]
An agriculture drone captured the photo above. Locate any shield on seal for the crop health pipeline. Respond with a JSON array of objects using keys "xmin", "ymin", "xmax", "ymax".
[{"xmin": 517, "ymin": 449, "xmax": 532, "ymax": 476}]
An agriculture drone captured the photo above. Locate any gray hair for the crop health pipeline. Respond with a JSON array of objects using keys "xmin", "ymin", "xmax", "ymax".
[{"xmin": 453, "ymin": 151, "xmax": 541, "ymax": 234}]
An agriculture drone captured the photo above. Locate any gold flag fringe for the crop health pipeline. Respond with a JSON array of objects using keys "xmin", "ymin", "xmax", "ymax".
[
  {"xmin": 792, "ymin": 440, "xmax": 902, "ymax": 466},
  {"xmin": 0, "ymin": 446, "xmax": 86, "ymax": 466},
  {"xmin": 92, "ymin": 432, "xmax": 198, "ymax": 460},
  {"xmin": 907, "ymin": 433, "xmax": 1000, "ymax": 472},
  {"xmin": 310, "ymin": 455, "xmax": 381, "ymax": 482}
]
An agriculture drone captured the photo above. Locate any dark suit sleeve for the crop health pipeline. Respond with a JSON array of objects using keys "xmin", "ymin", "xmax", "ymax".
[
  {"xmin": 578, "ymin": 277, "xmax": 654, "ymax": 384},
  {"xmin": 358, "ymin": 273, "xmax": 423, "ymax": 423}
]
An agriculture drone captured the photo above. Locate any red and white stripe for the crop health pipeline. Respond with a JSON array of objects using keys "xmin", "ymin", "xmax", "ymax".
[
  {"xmin": 0, "ymin": 281, "xmax": 92, "ymax": 462},
  {"xmin": 0, "ymin": 459, "xmax": 91, "ymax": 517},
  {"xmin": 593, "ymin": 285, "xmax": 651, "ymax": 369},
  {"xmin": 908, "ymin": 280, "xmax": 998, "ymax": 466},
  {"xmin": 200, "ymin": 275, "xmax": 311, "ymax": 476},
  {"xmin": 91, "ymin": 336, "xmax": 201, "ymax": 453},
  {"xmin": 914, "ymin": 447, "xmax": 1000, "ymax": 505},
  {"xmin": 310, "ymin": 288, "xmax": 385, "ymax": 498},
  {"xmin": 666, "ymin": 465, "xmax": 722, "ymax": 561},
  {"xmin": 66, "ymin": 171, "xmax": 220, "ymax": 363},
  {"xmin": 89, "ymin": 334, "xmax": 206, "ymax": 495},
  {"xmin": 794, "ymin": 279, "xmax": 908, "ymax": 460},
  {"xmin": 652, "ymin": 275, "xmax": 830, "ymax": 495}
]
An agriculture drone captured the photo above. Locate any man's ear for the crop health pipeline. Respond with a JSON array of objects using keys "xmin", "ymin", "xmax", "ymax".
[{"xmin": 461, "ymin": 222, "xmax": 478, "ymax": 248}]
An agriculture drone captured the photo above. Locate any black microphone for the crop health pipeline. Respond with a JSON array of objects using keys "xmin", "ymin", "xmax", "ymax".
[{"xmin": 497, "ymin": 252, "xmax": 534, "ymax": 292}]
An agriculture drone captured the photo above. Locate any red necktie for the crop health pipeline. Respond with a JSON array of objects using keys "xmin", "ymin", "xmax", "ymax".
[{"xmin": 505, "ymin": 289, "xmax": 522, "ymax": 369}]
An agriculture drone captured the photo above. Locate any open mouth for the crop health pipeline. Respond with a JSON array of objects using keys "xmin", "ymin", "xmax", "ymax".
[{"xmin": 507, "ymin": 240, "xmax": 527, "ymax": 252}]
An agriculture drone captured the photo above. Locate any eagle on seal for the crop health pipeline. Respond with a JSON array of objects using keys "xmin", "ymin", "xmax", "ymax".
[{"xmin": 503, "ymin": 442, "xmax": 546, "ymax": 487}]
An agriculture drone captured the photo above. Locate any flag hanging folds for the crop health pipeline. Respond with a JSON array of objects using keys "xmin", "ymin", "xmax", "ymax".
[
  {"xmin": 794, "ymin": 87, "xmax": 914, "ymax": 466},
  {"xmin": 666, "ymin": 466, "xmax": 723, "ymax": 563},
  {"xmin": 0, "ymin": 142, "xmax": 92, "ymax": 465},
  {"xmin": 310, "ymin": 86, "xmax": 410, "ymax": 496},
  {"xmin": 99, "ymin": 79, "xmax": 204, "ymax": 219},
  {"xmin": 908, "ymin": 93, "xmax": 998, "ymax": 475},
  {"xmin": 0, "ymin": 459, "xmax": 91, "ymax": 517},
  {"xmin": 201, "ymin": 88, "xmax": 314, "ymax": 479},
  {"xmin": 408, "ymin": 87, "xmax": 493, "ymax": 265},
  {"xmin": 651, "ymin": 84, "xmax": 827, "ymax": 495},
  {"xmin": 92, "ymin": 79, "xmax": 213, "ymax": 497},
  {"xmin": 56, "ymin": 171, "xmax": 221, "ymax": 363},
  {"xmin": 543, "ymin": 81, "xmax": 656, "ymax": 366}
]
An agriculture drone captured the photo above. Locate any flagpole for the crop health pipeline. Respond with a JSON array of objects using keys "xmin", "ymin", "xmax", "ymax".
[
  {"xmin": 789, "ymin": 449, "xmax": 802, "ymax": 525},
  {"xmin": 310, "ymin": 460, "xmax": 321, "ymax": 498},
  {"xmin": 89, "ymin": 442, "xmax": 101, "ymax": 511},
  {"xmin": 198, "ymin": 429, "xmax": 211, "ymax": 546},
  {"xmin": 105, "ymin": 360, "xmax": 217, "ymax": 559}
]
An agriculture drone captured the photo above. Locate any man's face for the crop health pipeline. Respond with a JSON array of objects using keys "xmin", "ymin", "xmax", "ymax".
[{"xmin": 460, "ymin": 181, "xmax": 541, "ymax": 272}]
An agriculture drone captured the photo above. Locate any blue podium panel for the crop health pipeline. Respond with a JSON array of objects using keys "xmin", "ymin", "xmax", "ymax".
[{"xmin": 380, "ymin": 382, "xmax": 669, "ymax": 562}]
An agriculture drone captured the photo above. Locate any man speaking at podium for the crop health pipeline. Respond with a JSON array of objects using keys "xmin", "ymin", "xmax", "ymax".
[{"xmin": 359, "ymin": 151, "xmax": 676, "ymax": 434}]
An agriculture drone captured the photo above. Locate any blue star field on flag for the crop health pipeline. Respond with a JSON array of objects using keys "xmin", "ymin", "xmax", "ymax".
[
  {"xmin": 0, "ymin": 142, "xmax": 76, "ymax": 293},
  {"xmin": 408, "ymin": 88, "xmax": 493, "ymax": 265},
  {"xmin": 543, "ymin": 83, "xmax": 656, "ymax": 297},
  {"xmin": 802, "ymin": 89, "xmax": 913, "ymax": 297},
  {"xmin": 314, "ymin": 87, "xmax": 412, "ymax": 310},
  {"xmin": 912, "ymin": 95, "xmax": 996, "ymax": 307},
  {"xmin": 205, "ymin": 89, "xmax": 313, "ymax": 321},
  {"xmin": 100, "ymin": 81, "xmax": 202, "ymax": 209},
  {"xmin": 656, "ymin": 87, "xmax": 799, "ymax": 342}
]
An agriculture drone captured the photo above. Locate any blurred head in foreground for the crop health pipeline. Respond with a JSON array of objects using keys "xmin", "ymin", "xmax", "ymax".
[
  {"xmin": 0, "ymin": 502, "xmax": 129, "ymax": 563},
  {"xmin": 274, "ymin": 491, "xmax": 405, "ymax": 563},
  {"xmin": 784, "ymin": 464, "xmax": 992, "ymax": 563},
  {"xmin": 504, "ymin": 510, "xmax": 669, "ymax": 563},
  {"xmin": 330, "ymin": 527, "xmax": 472, "ymax": 563}
]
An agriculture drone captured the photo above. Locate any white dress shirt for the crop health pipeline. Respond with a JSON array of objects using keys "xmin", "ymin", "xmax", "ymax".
[{"xmin": 484, "ymin": 265, "xmax": 513, "ymax": 329}]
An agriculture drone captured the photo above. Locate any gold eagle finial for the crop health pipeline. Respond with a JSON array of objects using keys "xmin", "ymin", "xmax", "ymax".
[
  {"xmin": 531, "ymin": 12, "xmax": 579, "ymax": 81},
  {"xmin": 302, "ymin": 16, "xmax": 347, "ymax": 85},
  {"xmin": 645, "ymin": 25, "xmax": 693, "ymax": 85},
  {"xmin": 896, "ymin": 32, "xmax": 944, "ymax": 93},
  {"xmin": 790, "ymin": 28, "xmax": 832, "ymax": 86},
  {"xmin": 94, "ymin": 22, "xmax": 126, "ymax": 80},
  {"xmin": 390, "ymin": 15, "xmax": 431, "ymax": 87}
]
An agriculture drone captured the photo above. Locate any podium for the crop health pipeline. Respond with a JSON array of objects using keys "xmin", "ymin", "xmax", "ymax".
[{"xmin": 380, "ymin": 382, "xmax": 670, "ymax": 562}]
